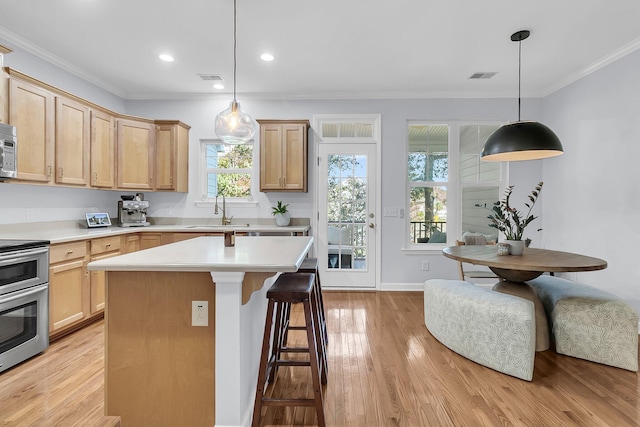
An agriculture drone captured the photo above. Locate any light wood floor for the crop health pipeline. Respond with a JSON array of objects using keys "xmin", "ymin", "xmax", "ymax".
[{"xmin": 1, "ymin": 291, "xmax": 639, "ymax": 426}]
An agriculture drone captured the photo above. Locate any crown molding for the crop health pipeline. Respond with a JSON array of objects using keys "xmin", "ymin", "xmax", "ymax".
[{"xmin": 542, "ymin": 36, "xmax": 640, "ymax": 96}]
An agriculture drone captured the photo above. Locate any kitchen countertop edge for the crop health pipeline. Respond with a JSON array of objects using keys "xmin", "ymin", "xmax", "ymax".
[{"xmin": 0, "ymin": 223, "xmax": 311, "ymax": 244}]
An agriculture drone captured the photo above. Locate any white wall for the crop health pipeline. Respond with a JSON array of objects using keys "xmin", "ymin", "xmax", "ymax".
[
  {"xmin": 126, "ymin": 97, "xmax": 542, "ymax": 285},
  {"xmin": 0, "ymin": 38, "xmax": 545, "ymax": 288},
  {"xmin": 542, "ymin": 48, "xmax": 640, "ymax": 315}
]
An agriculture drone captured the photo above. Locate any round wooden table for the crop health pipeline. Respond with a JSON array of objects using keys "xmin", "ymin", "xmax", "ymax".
[{"xmin": 442, "ymin": 245, "xmax": 607, "ymax": 351}]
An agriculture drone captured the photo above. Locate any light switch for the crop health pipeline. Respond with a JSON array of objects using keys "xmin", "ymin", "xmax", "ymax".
[{"xmin": 383, "ymin": 207, "xmax": 398, "ymax": 217}]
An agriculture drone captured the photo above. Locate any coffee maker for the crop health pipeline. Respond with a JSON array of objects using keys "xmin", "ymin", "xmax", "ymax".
[{"xmin": 117, "ymin": 194, "xmax": 150, "ymax": 227}]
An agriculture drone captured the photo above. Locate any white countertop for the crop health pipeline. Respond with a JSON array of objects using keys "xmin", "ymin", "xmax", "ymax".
[
  {"xmin": 87, "ymin": 235, "xmax": 314, "ymax": 273},
  {"xmin": 0, "ymin": 222, "xmax": 310, "ymax": 244}
]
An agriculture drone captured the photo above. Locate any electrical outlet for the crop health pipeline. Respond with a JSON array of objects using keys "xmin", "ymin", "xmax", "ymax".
[
  {"xmin": 421, "ymin": 261, "xmax": 430, "ymax": 271},
  {"xmin": 192, "ymin": 301, "xmax": 208, "ymax": 327},
  {"xmin": 26, "ymin": 208, "xmax": 33, "ymax": 220}
]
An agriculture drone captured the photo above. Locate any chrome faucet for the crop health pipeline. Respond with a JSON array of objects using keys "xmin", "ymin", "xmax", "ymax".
[{"xmin": 214, "ymin": 194, "xmax": 233, "ymax": 225}]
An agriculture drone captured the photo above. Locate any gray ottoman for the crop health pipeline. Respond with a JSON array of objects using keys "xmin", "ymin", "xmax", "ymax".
[
  {"xmin": 424, "ymin": 279, "xmax": 536, "ymax": 381},
  {"xmin": 528, "ymin": 275, "xmax": 638, "ymax": 372}
]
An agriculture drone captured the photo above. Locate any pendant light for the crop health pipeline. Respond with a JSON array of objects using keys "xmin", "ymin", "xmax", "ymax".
[
  {"xmin": 215, "ymin": 0, "xmax": 255, "ymax": 144},
  {"xmin": 481, "ymin": 30, "xmax": 563, "ymax": 162}
]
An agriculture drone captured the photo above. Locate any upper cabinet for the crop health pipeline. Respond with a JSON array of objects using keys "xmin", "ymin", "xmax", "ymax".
[
  {"xmin": 258, "ymin": 119, "xmax": 309, "ymax": 192},
  {"xmin": 55, "ymin": 96, "xmax": 90, "ymax": 186},
  {"xmin": 9, "ymin": 76, "xmax": 55, "ymax": 182},
  {"xmin": 155, "ymin": 121, "xmax": 190, "ymax": 192},
  {"xmin": 2, "ymin": 67, "xmax": 189, "ymax": 192},
  {"xmin": 116, "ymin": 118, "xmax": 155, "ymax": 190},
  {"xmin": 90, "ymin": 109, "xmax": 116, "ymax": 188}
]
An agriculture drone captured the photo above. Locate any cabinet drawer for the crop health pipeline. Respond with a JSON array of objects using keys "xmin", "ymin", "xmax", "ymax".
[
  {"xmin": 50, "ymin": 241, "xmax": 88, "ymax": 264},
  {"xmin": 91, "ymin": 235, "xmax": 121, "ymax": 255}
]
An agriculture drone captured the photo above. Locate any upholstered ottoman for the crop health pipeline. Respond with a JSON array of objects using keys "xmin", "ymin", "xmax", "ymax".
[
  {"xmin": 424, "ymin": 279, "xmax": 536, "ymax": 381},
  {"xmin": 528, "ymin": 275, "xmax": 638, "ymax": 372}
]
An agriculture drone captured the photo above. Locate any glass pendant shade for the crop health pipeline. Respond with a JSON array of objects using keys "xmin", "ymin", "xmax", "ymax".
[
  {"xmin": 481, "ymin": 121, "xmax": 564, "ymax": 161},
  {"xmin": 215, "ymin": 100, "xmax": 255, "ymax": 144}
]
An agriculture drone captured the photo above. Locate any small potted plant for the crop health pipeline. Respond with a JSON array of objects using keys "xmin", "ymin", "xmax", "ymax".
[
  {"xmin": 487, "ymin": 182, "xmax": 543, "ymax": 255},
  {"xmin": 271, "ymin": 201, "xmax": 290, "ymax": 227}
]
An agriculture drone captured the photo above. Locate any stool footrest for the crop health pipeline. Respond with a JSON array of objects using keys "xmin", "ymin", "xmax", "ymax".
[
  {"xmin": 280, "ymin": 347, "xmax": 310, "ymax": 353},
  {"xmin": 262, "ymin": 398, "xmax": 316, "ymax": 407},
  {"xmin": 275, "ymin": 359, "xmax": 311, "ymax": 367}
]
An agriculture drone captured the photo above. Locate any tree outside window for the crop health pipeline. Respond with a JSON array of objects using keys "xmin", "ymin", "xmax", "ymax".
[{"xmin": 203, "ymin": 141, "xmax": 253, "ymax": 198}]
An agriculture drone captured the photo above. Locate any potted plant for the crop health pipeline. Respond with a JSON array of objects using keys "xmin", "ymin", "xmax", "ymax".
[
  {"xmin": 271, "ymin": 201, "xmax": 291, "ymax": 226},
  {"xmin": 487, "ymin": 182, "xmax": 543, "ymax": 255}
]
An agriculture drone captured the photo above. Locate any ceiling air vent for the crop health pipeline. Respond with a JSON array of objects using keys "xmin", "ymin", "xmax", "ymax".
[
  {"xmin": 198, "ymin": 74, "xmax": 224, "ymax": 81},
  {"xmin": 469, "ymin": 72, "xmax": 497, "ymax": 79}
]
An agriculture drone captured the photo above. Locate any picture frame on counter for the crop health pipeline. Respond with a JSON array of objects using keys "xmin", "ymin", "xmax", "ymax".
[{"xmin": 85, "ymin": 213, "xmax": 112, "ymax": 228}]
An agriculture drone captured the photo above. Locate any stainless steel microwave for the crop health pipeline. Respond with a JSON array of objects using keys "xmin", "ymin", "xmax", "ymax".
[{"xmin": 0, "ymin": 123, "xmax": 17, "ymax": 180}]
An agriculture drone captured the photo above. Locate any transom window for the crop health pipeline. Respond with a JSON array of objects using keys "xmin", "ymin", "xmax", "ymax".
[{"xmin": 200, "ymin": 139, "xmax": 253, "ymax": 200}]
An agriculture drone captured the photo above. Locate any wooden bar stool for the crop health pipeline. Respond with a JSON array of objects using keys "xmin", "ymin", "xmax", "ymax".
[
  {"xmin": 252, "ymin": 273, "xmax": 326, "ymax": 427},
  {"xmin": 284, "ymin": 258, "xmax": 327, "ymax": 345}
]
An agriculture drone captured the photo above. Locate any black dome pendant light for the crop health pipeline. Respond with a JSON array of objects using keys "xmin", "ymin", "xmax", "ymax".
[{"xmin": 481, "ymin": 30, "xmax": 564, "ymax": 162}]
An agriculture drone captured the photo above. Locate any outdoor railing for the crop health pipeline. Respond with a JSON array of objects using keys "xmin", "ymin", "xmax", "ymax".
[{"xmin": 410, "ymin": 221, "xmax": 446, "ymax": 243}]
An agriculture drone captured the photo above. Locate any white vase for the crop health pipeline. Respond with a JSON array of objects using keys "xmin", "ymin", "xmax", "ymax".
[
  {"xmin": 275, "ymin": 212, "xmax": 290, "ymax": 227},
  {"xmin": 504, "ymin": 239, "xmax": 525, "ymax": 256}
]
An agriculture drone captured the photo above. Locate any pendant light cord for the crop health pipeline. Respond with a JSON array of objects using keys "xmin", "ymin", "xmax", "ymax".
[
  {"xmin": 517, "ymin": 36, "xmax": 522, "ymax": 121},
  {"xmin": 233, "ymin": 0, "xmax": 237, "ymax": 102}
]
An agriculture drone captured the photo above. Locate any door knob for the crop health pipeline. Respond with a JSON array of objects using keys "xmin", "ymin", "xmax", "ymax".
[{"xmin": 369, "ymin": 223, "xmax": 375, "ymax": 229}]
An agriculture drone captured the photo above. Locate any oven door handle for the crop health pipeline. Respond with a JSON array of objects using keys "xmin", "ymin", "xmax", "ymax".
[
  {"xmin": 0, "ymin": 284, "xmax": 48, "ymax": 303},
  {"xmin": 0, "ymin": 247, "xmax": 49, "ymax": 266}
]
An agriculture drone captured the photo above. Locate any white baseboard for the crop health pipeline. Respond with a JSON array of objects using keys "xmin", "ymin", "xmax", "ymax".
[{"xmin": 379, "ymin": 282, "xmax": 424, "ymax": 291}]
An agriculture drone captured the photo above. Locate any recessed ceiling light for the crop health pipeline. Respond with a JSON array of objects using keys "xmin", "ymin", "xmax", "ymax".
[
  {"xmin": 159, "ymin": 54, "xmax": 174, "ymax": 62},
  {"xmin": 213, "ymin": 83, "xmax": 224, "ymax": 90},
  {"xmin": 260, "ymin": 53, "xmax": 274, "ymax": 62}
]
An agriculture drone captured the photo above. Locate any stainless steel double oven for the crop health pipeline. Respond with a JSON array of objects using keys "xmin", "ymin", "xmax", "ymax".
[{"xmin": 0, "ymin": 239, "xmax": 50, "ymax": 373}]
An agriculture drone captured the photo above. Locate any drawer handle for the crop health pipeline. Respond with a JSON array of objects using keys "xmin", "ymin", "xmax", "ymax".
[
  {"xmin": 106, "ymin": 243, "xmax": 111, "ymax": 247},
  {"xmin": 67, "ymin": 250, "xmax": 74, "ymax": 254}
]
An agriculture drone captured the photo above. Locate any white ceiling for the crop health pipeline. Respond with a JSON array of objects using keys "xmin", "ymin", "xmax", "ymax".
[{"xmin": 1, "ymin": 0, "xmax": 639, "ymax": 100}]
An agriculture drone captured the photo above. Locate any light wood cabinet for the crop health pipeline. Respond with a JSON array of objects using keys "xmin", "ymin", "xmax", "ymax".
[
  {"xmin": 117, "ymin": 118, "xmax": 156, "ymax": 190},
  {"xmin": 155, "ymin": 121, "xmax": 190, "ymax": 192},
  {"xmin": 55, "ymin": 96, "xmax": 90, "ymax": 186},
  {"xmin": 89, "ymin": 236, "xmax": 121, "ymax": 314},
  {"xmin": 4, "ymin": 68, "xmax": 189, "ymax": 193},
  {"xmin": 9, "ymin": 76, "xmax": 55, "ymax": 182},
  {"xmin": 91, "ymin": 110, "xmax": 116, "ymax": 188},
  {"xmin": 122, "ymin": 234, "xmax": 140, "ymax": 253},
  {"xmin": 139, "ymin": 233, "xmax": 164, "ymax": 250},
  {"xmin": 49, "ymin": 241, "xmax": 89, "ymax": 334},
  {"xmin": 258, "ymin": 119, "xmax": 309, "ymax": 192}
]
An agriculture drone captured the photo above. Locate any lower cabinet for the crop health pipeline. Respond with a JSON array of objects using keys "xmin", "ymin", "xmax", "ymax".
[
  {"xmin": 122, "ymin": 234, "xmax": 140, "ymax": 253},
  {"xmin": 48, "ymin": 231, "xmax": 225, "ymax": 340},
  {"xmin": 49, "ymin": 241, "xmax": 89, "ymax": 335},
  {"xmin": 90, "ymin": 235, "xmax": 121, "ymax": 314}
]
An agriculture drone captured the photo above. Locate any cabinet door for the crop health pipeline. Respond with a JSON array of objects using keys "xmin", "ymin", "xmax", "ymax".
[
  {"xmin": 91, "ymin": 110, "xmax": 116, "ymax": 188},
  {"xmin": 9, "ymin": 78, "xmax": 54, "ymax": 182},
  {"xmin": 259, "ymin": 120, "xmax": 308, "ymax": 192},
  {"xmin": 282, "ymin": 124, "xmax": 308, "ymax": 191},
  {"xmin": 117, "ymin": 118, "xmax": 155, "ymax": 190},
  {"xmin": 49, "ymin": 259, "xmax": 89, "ymax": 332},
  {"xmin": 155, "ymin": 124, "xmax": 176, "ymax": 190},
  {"xmin": 259, "ymin": 124, "xmax": 284, "ymax": 191},
  {"xmin": 139, "ymin": 233, "xmax": 163, "ymax": 250},
  {"xmin": 123, "ymin": 234, "xmax": 140, "ymax": 253},
  {"xmin": 55, "ymin": 96, "xmax": 90, "ymax": 186},
  {"xmin": 90, "ymin": 251, "xmax": 120, "ymax": 314}
]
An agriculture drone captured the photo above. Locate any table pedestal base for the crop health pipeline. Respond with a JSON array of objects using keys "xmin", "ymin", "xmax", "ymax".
[{"xmin": 492, "ymin": 281, "xmax": 550, "ymax": 352}]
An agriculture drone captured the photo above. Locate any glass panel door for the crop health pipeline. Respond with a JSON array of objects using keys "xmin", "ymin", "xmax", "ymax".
[{"xmin": 318, "ymin": 143, "xmax": 376, "ymax": 288}]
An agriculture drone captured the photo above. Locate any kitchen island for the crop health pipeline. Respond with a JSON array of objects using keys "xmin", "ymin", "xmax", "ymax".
[{"xmin": 87, "ymin": 235, "xmax": 314, "ymax": 427}]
